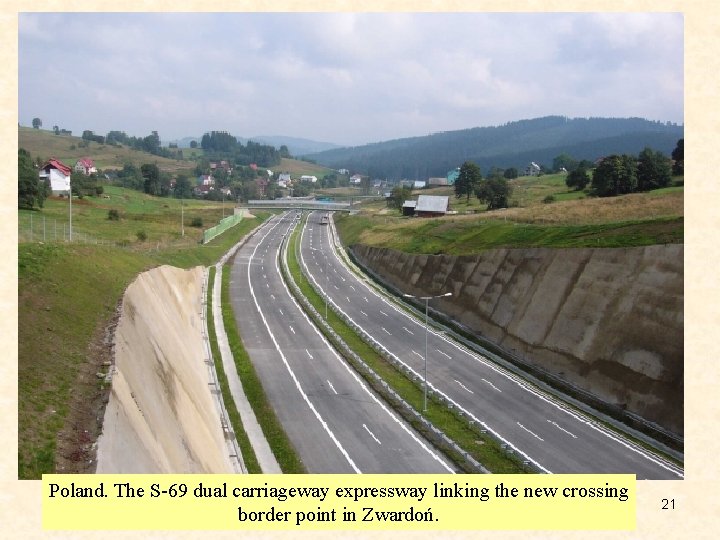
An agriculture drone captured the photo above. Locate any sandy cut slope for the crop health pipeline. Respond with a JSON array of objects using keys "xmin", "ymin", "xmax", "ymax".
[{"xmin": 95, "ymin": 265, "xmax": 233, "ymax": 473}]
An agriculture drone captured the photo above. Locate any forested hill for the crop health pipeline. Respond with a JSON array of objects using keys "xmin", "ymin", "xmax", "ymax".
[{"xmin": 307, "ymin": 116, "xmax": 684, "ymax": 179}]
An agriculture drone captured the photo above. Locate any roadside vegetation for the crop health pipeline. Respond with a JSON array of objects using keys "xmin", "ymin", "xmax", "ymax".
[
  {"xmin": 206, "ymin": 267, "xmax": 262, "ymax": 474},
  {"xmin": 18, "ymin": 186, "xmax": 271, "ymax": 478}
]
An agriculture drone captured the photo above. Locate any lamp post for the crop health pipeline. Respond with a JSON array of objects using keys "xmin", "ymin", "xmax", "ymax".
[{"xmin": 402, "ymin": 291, "xmax": 452, "ymax": 412}]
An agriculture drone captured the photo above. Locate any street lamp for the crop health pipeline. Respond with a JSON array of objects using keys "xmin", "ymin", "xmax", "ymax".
[{"xmin": 402, "ymin": 291, "xmax": 452, "ymax": 412}]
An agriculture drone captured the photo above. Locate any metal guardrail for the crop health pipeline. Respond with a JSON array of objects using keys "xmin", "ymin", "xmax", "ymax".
[{"xmin": 200, "ymin": 268, "xmax": 246, "ymax": 473}]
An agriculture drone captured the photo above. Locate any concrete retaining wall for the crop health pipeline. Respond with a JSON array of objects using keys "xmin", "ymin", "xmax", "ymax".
[
  {"xmin": 351, "ymin": 244, "xmax": 684, "ymax": 437},
  {"xmin": 95, "ymin": 265, "xmax": 233, "ymax": 473}
]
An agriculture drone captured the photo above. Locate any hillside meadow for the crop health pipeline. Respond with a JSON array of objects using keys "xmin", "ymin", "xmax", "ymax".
[
  {"xmin": 19, "ymin": 127, "xmax": 195, "ymax": 174},
  {"xmin": 18, "ymin": 186, "xmax": 272, "ymax": 478},
  {"xmin": 337, "ymin": 173, "xmax": 684, "ymax": 253}
]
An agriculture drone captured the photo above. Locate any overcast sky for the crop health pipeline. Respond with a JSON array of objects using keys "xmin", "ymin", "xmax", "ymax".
[{"xmin": 19, "ymin": 12, "xmax": 683, "ymax": 147}]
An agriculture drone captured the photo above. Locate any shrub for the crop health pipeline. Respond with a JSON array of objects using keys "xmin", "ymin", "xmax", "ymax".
[
  {"xmin": 542, "ymin": 195, "xmax": 556, "ymax": 204},
  {"xmin": 190, "ymin": 217, "xmax": 203, "ymax": 228},
  {"xmin": 107, "ymin": 209, "xmax": 120, "ymax": 221},
  {"xmin": 136, "ymin": 230, "xmax": 147, "ymax": 242}
]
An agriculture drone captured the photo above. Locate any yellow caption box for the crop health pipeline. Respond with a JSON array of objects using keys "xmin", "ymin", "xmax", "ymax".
[{"xmin": 43, "ymin": 474, "xmax": 635, "ymax": 531}]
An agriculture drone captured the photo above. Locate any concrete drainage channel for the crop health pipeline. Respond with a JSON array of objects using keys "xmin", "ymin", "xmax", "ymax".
[
  {"xmin": 280, "ymin": 214, "xmax": 492, "ymax": 474},
  {"xmin": 200, "ymin": 269, "xmax": 246, "ymax": 473}
]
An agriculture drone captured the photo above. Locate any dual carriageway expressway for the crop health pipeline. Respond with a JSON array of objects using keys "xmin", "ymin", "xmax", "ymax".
[{"xmin": 228, "ymin": 210, "xmax": 683, "ymax": 479}]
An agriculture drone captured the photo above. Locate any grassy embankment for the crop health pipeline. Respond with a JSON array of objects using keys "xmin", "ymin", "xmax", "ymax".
[
  {"xmin": 338, "ymin": 175, "xmax": 683, "ymax": 254},
  {"xmin": 284, "ymin": 218, "xmax": 528, "ymax": 473},
  {"xmin": 18, "ymin": 186, "xmax": 272, "ymax": 478}
]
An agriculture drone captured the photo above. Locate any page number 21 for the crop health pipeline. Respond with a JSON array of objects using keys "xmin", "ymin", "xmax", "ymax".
[{"xmin": 662, "ymin": 499, "xmax": 675, "ymax": 510}]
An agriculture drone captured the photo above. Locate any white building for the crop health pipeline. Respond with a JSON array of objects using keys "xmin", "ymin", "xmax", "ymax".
[{"xmin": 39, "ymin": 158, "xmax": 72, "ymax": 194}]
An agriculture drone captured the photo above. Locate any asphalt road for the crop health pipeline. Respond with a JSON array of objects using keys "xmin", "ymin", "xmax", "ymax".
[
  {"xmin": 300, "ymin": 211, "xmax": 684, "ymax": 480},
  {"xmin": 228, "ymin": 212, "xmax": 455, "ymax": 473}
]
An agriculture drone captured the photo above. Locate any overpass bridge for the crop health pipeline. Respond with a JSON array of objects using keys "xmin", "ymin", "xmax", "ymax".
[{"xmin": 239, "ymin": 199, "xmax": 363, "ymax": 213}]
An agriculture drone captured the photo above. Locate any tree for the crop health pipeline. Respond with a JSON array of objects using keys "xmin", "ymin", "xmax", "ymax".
[
  {"xmin": 565, "ymin": 167, "xmax": 590, "ymax": 191},
  {"xmin": 190, "ymin": 140, "xmax": 198, "ymax": 149},
  {"xmin": 388, "ymin": 185, "xmax": 412, "ymax": 210},
  {"xmin": 174, "ymin": 174, "xmax": 193, "ymax": 199},
  {"xmin": 503, "ymin": 167, "xmax": 518, "ymax": 179},
  {"xmin": 671, "ymin": 139, "xmax": 683, "ymax": 175},
  {"xmin": 53, "ymin": 125, "xmax": 59, "ymax": 135},
  {"xmin": 455, "ymin": 161, "xmax": 482, "ymax": 202},
  {"xmin": 32, "ymin": 118, "xmax": 42, "ymax": 129},
  {"xmin": 475, "ymin": 177, "xmax": 511, "ymax": 209},
  {"xmin": 18, "ymin": 148, "xmax": 48, "ymax": 209},
  {"xmin": 279, "ymin": 145, "xmax": 291, "ymax": 158},
  {"xmin": 552, "ymin": 153, "xmax": 578, "ymax": 172},
  {"xmin": 637, "ymin": 147, "xmax": 672, "ymax": 191},
  {"xmin": 591, "ymin": 155, "xmax": 637, "ymax": 197},
  {"xmin": 141, "ymin": 164, "xmax": 161, "ymax": 196}
]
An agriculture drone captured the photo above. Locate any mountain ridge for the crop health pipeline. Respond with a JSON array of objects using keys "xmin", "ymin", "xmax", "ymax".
[{"xmin": 306, "ymin": 116, "xmax": 684, "ymax": 179}]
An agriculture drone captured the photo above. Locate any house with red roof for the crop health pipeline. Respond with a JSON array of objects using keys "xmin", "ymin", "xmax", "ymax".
[
  {"xmin": 39, "ymin": 158, "xmax": 72, "ymax": 194},
  {"xmin": 74, "ymin": 157, "xmax": 97, "ymax": 176}
]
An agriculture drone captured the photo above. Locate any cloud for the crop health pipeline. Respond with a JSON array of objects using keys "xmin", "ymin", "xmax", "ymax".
[{"xmin": 19, "ymin": 12, "xmax": 683, "ymax": 146}]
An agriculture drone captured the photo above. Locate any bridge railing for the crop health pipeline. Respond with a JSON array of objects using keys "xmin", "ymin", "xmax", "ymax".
[{"xmin": 241, "ymin": 200, "xmax": 353, "ymax": 212}]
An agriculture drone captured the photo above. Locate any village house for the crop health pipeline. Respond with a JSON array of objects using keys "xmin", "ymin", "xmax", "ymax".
[
  {"xmin": 415, "ymin": 194, "xmax": 449, "ymax": 218},
  {"xmin": 74, "ymin": 157, "xmax": 97, "ymax": 176},
  {"xmin": 524, "ymin": 162, "xmax": 542, "ymax": 176},
  {"xmin": 402, "ymin": 199, "xmax": 417, "ymax": 217},
  {"xmin": 39, "ymin": 158, "xmax": 72, "ymax": 194},
  {"xmin": 277, "ymin": 172, "xmax": 292, "ymax": 188},
  {"xmin": 198, "ymin": 174, "xmax": 215, "ymax": 187}
]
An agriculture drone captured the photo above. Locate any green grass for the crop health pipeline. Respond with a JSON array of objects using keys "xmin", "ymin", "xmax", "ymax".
[
  {"xmin": 18, "ymin": 203, "xmax": 273, "ymax": 478},
  {"xmin": 335, "ymin": 213, "xmax": 683, "ymax": 254},
  {"xmin": 19, "ymin": 186, "xmax": 228, "ymax": 247},
  {"xmin": 220, "ymin": 266, "xmax": 305, "ymax": 473},
  {"xmin": 206, "ymin": 267, "xmax": 261, "ymax": 474},
  {"xmin": 285, "ymin": 218, "xmax": 528, "ymax": 473}
]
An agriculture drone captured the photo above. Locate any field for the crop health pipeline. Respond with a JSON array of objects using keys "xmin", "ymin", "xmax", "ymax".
[
  {"xmin": 19, "ymin": 185, "xmax": 231, "ymax": 247},
  {"xmin": 337, "ymin": 174, "xmax": 684, "ymax": 254},
  {"xmin": 18, "ymin": 187, "xmax": 272, "ymax": 478},
  {"xmin": 19, "ymin": 127, "xmax": 195, "ymax": 174},
  {"xmin": 271, "ymin": 157, "xmax": 335, "ymax": 177}
]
